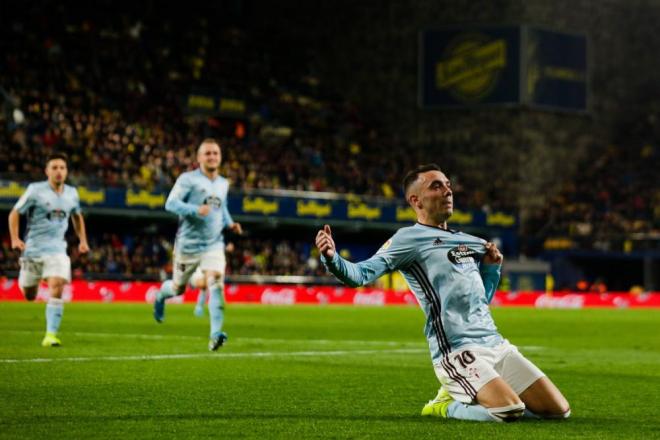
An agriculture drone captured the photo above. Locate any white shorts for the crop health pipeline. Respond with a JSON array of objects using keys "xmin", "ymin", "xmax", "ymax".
[
  {"xmin": 173, "ymin": 248, "xmax": 226, "ymax": 288},
  {"xmin": 433, "ymin": 340, "xmax": 545, "ymax": 404},
  {"xmin": 189, "ymin": 267, "xmax": 205, "ymax": 288},
  {"xmin": 19, "ymin": 254, "xmax": 71, "ymax": 289}
]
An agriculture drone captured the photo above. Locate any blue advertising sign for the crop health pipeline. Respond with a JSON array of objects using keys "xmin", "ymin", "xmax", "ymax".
[{"xmin": 0, "ymin": 181, "xmax": 517, "ymax": 231}]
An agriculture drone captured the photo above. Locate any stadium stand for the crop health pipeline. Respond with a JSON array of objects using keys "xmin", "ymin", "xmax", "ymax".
[
  {"xmin": 1, "ymin": 231, "xmax": 329, "ymax": 281},
  {"xmin": 0, "ymin": 0, "xmax": 658, "ymax": 291}
]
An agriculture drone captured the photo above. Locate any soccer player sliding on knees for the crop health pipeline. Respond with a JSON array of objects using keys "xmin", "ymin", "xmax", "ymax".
[{"xmin": 315, "ymin": 164, "xmax": 570, "ymax": 422}]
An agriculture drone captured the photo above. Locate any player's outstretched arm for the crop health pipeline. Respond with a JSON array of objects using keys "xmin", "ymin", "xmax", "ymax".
[
  {"xmin": 8, "ymin": 209, "xmax": 25, "ymax": 251},
  {"xmin": 71, "ymin": 213, "xmax": 89, "ymax": 253},
  {"xmin": 315, "ymin": 225, "xmax": 398, "ymax": 288}
]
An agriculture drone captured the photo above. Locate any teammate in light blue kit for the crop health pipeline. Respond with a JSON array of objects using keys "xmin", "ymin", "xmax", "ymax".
[
  {"xmin": 8, "ymin": 153, "xmax": 89, "ymax": 347},
  {"xmin": 153, "ymin": 139, "xmax": 242, "ymax": 351},
  {"xmin": 316, "ymin": 164, "xmax": 570, "ymax": 422}
]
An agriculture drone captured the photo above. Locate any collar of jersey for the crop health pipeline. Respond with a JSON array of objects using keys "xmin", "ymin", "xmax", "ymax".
[
  {"xmin": 415, "ymin": 222, "xmax": 459, "ymax": 234},
  {"xmin": 196, "ymin": 168, "xmax": 220, "ymax": 182}
]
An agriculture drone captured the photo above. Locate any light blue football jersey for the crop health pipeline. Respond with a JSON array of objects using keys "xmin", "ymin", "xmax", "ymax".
[
  {"xmin": 322, "ymin": 222, "xmax": 503, "ymax": 363},
  {"xmin": 165, "ymin": 169, "xmax": 234, "ymax": 255},
  {"xmin": 13, "ymin": 181, "xmax": 81, "ymax": 258}
]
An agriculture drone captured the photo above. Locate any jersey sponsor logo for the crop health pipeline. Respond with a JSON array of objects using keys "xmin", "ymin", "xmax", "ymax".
[
  {"xmin": 447, "ymin": 244, "xmax": 479, "ymax": 267},
  {"xmin": 203, "ymin": 195, "xmax": 222, "ymax": 208},
  {"xmin": 47, "ymin": 209, "xmax": 67, "ymax": 222}
]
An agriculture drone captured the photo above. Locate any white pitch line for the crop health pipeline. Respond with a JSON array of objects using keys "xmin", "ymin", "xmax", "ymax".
[
  {"xmin": 2, "ymin": 330, "xmax": 424, "ymax": 347},
  {"xmin": 2, "ymin": 330, "xmax": 546, "ymax": 352},
  {"xmin": 5, "ymin": 329, "xmax": 200, "ymax": 340},
  {"xmin": 0, "ymin": 348, "xmax": 427, "ymax": 364}
]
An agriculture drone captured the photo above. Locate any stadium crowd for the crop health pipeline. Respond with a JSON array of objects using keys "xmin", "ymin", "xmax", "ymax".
[
  {"xmin": 0, "ymin": 232, "xmax": 329, "ymax": 281},
  {"xmin": 522, "ymin": 107, "xmax": 660, "ymax": 255},
  {"xmin": 1, "ymin": 1, "xmax": 658, "ymax": 283},
  {"xmin": 0, "ymin": 2, "xmax": 527, "ymax": 214},
  {"xmin": 0, "ymin": 5, "xmax": 413, "ymax": 202}
]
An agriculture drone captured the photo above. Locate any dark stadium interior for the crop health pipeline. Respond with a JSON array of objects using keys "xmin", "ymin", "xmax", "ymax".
[{"xmin": 1, "ymin": 0, "xmax": 659, "ymax": 292}]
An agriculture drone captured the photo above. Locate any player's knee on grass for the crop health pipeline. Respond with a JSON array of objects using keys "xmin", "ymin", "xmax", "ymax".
[
  {"xmin": 550, "ymin": 408, "xmax": 571, "ymax": 419},
  {"xmin": 552, "ymin": 395, "xmax": 571, "ymax": 418},
  {"xmin": 521, "ymin": 378, "xmax": 571, "ymax": 419},
  {"xmin": 487, "ymin": 402, "xmax": 526, "ymax": 422},
  {"xmin": 476, "ymin": 377, "xmax": 523, "ymax": 409},
  {"xmin": 539, "ymin": 404, "xmax": 571, "ymax": 419}
]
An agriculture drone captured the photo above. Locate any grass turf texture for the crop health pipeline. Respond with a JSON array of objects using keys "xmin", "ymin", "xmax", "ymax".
[{"xmin": 1, "ymin": 303, "xmax": 659, "ymax": 439}]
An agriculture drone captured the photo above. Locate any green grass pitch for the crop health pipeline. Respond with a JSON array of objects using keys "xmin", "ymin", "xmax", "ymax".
[{"xmin": 1, "ymin": 302, "xmax": 659, "ymax": 439}]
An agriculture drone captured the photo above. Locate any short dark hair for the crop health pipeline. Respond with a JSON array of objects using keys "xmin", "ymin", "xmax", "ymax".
[
  {"xmin": 197, "ymin": 138, "xmax": 221, "ymax": 152},
  {"xmin": 402, "ymin": 163, "xmax": 442, "ymax": 197},
  {"xmin": 45, "ymin": 152, "xmax": 68, "ymax": 167}
]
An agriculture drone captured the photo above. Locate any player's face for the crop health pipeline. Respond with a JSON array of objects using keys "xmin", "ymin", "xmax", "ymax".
[
  {"xmin": 415, "ymin": 170, "xmax": 453, "ymax": 219},
  {"xmin": 45, "ymin": 159, "xmax": 68, "ymax": 186},
  {"xmin": 197, "ymin": 142, "xmax": 222, "ymax": 172}
]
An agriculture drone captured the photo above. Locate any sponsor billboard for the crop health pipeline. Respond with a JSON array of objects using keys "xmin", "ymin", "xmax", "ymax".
[
  {"xmin": 1, "ymin": 279, "xmax": 658, "ymax": 308},
  {"xmin": 0, "ymin": 181, "xmax": 517, "ymax": 230},
  {"xmin": 523, "ymin": 27, "xmax": 588, "ymax": 111},
  {"xmin": 420, "ymin": 26, "xmax": 588, "ymax": 111},
  {"xmin": 419, "ymin": 26, "xmax": 522, "ymax": 108}
]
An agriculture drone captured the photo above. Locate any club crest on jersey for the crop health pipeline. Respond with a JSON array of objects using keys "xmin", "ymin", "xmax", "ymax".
[
  {"xmin": 203, "ymin": 195, "xmax": 222, "ymax": 208},
  {"xmin": 447, "ymin": 244, "xmax": 478, "ymax": 267}
]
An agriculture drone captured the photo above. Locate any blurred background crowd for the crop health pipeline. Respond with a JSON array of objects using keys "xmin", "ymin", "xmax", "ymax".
[{"xmin": 1, "ymin": 0, "xmax": 658, "ymax": 290}]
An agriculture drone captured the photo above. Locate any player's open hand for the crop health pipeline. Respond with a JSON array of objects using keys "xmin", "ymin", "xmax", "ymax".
[
  {"xmin": 11, "ymin": 238, "xmax": 25, "ymax": 252},
  {"xmin": 198, "ymin": 205, "xmax": 211, "ymax": 216},
  {"xmin": 79, "ymin": 242, "xmax": 90, "ymax": 254},
  {"xmin": 483, "ymin": 242, "xmax": 503, "ymax": 265},
  {"xmin": 230, "ymin": 222, "xmax": 243, "ymax": 235},
  {"xmin": 315, "ymin": 224, "xmax": 336, "ymax": 259}
]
